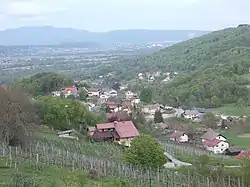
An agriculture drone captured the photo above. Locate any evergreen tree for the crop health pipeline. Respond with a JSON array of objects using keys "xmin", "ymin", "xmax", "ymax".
[{"xmin": 154, "ymin": 110, "xmax": 164, "ymax": 123}]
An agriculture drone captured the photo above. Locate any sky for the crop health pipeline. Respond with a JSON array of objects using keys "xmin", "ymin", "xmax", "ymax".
[{"xmin": 0, "ymin": 0, "xmax": 250, "ymax": 31}]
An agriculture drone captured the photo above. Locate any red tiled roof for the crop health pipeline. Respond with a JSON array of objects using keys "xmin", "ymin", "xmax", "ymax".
[
  {"xmin": 65, "ymin": 87, "xmax": 77, "ymax": 93},
  {"xmin": 234, "ymin": 150, "xmax": 250, "ymax": 159},
  {"xmin": 95, "ymin": 121, "xmax": 139, "ymax": 139},
  {"xmin": 96, "ymin": 122, "xmax": 115, "ymax": 130},
  {"xmin": 203, "ymin": 139, "xmax": 222, "ymax": 147},
  {"xmin": 114, "ymin": 121, "xmax": 139, "ymax": 138}
]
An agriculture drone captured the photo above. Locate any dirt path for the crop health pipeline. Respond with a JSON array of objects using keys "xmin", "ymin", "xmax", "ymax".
[{"xmin": 238, "ymin": 134, "xmax": 250, "ymax": 138}]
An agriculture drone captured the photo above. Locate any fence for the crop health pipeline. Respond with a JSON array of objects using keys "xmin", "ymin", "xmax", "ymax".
[{"xmin": 0, "ymin": 142, "xmax": 245, "ymax": 187}]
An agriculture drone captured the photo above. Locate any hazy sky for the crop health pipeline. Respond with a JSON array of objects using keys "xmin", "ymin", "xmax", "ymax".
[{"xmin": 0, "ymin": 0, "xmax": 250, "ymax": 31}]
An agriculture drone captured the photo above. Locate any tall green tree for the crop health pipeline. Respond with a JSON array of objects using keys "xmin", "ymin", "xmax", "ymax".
[
  {"xmin": 140, "ymin": 88, "xmax": 153, "ymax": 103},
  {"xmin": 154, "ymin": 110, "xmax": 164, "ymax": 123},
  {"xmin": 78, "ymin": 88, "xmax": 88, "ymax": 101},
  {"xmin": 36, "ymin": 96, "xmax": 101, "ymax": 131},
  {"xmin": 124, "ymin": 134, "xmax": 167, "ymax": 169}
]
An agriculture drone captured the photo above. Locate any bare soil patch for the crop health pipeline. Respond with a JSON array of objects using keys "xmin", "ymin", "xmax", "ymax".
[{"xmin": 238, "ymin": 134, "xmax": 250, "ymax": 138}]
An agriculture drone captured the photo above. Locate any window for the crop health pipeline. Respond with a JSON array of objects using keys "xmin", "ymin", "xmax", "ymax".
[
  {"xmin": 221, "ymin": 149, "xmax": 223, "ymax": 151},
  {"xmin": 221, "ymin": 144, "xmax": 224, "ymax": 146},
  {"xmin": 216, "ymin": 145, "xmax": 218, "ymax": 147}
]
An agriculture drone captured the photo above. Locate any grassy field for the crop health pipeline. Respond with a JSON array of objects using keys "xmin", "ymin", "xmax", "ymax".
[
  {"xmin": 218, "ymin": 129, "xmax": 250, "ymax": 149},
  {"xmin": 0, "ymin": 158, "xmax": 133, "ymax": 187},
  {"xmin": 212, "ymin": 104, "xmax": 250, "ymax": 116}
]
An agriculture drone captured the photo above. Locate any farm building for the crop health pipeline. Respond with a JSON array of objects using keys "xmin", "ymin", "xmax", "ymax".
[
  {"xmin": 202, "ymin": 139, "xmax": 229, "ymax": 154},
  {"xmin": 169, "ymin": 131, "xmax": 189, "ymax": 143},
  {"xmin": 201, "ymin": 129, "xmax": 227, "ymax": 142},
  {"xmin": 88, "ymin": 121, "xmax": 139, "ymax": 147}
]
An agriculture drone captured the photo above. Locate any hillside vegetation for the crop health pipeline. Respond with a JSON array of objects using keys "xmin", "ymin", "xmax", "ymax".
[
  {"xmin": 106, "ymin": 25, "xmax": 250, "ymax": 108},
  {"xmin": 133, "ymin": 25, "xmax": 250, "ymax": 72},
  {"xmin": 12, "ymin": 72, "xmax": 73, "ymax": 96}
]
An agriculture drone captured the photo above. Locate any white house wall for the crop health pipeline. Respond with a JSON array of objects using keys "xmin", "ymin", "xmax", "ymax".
[
  {"xmin": 206, "ymin": 142, "xmax": 229, "ymax": 154},
  {"xmin": 179, "ymin": 135, "xmax": 189, "ymax": 142}
]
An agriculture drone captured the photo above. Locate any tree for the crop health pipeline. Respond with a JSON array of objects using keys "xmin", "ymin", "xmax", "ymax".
[
  {"xmin": 0, "ymin": 87, "xmax": 37, "ymax": 147},
  {"xmin": 36, "ymin": 96, "xmax": 101, "ymax": 131},
  {"xmin": 202, "ymin": 112, "xmax": 217, "ymax": 129},
  {"xmin": 211, "ymin": 95, "xmax": 221, "ymax": 108},
  {"xmin": 154, "ymin": 110, "xmax": 164, "ymax": 123},
  {"xmin": 112, "ymin": 82, "xmax": 121, "ymax": 91},
  {"xmin": 236, "ymin": 98, "xmax": 247, "ymax": 108},
  {"xmin": 78, "ymin": 88, "xmax": 88, "ymax": 101},
  {"xmin": 140, "ymin": 88, "xmax": 152, "ymax": 103},
  {"xmin": 12, "ymin": 72, "xmax": 73, "ymax": 96},
  {"xmin": 124, "ymin": 134, "xmax": 167, "ymax": 169}
]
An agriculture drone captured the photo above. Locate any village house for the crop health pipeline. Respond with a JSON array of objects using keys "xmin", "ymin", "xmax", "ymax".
[
  {"xmin": 99, "ymin": 94, "xmax": 109, "ymax": 103},
  {"xmin": 52, "ymin": 91, "xmax": 61, "ymax": 97},
  {"xmin": 86, "ymin": 88, "xmax": 100, "ymax": 97},
  {"xmin": 143, "ymin": 104, "xmax": 160, "ymax": 115},
  {"xmin": 131, "ymin": 98, "xmax": 140, "ymax": 105},
  {"xmin": 183, "ymin": 110, "xmax": 199, "ymax": 120},
  {"xmin": 108, "ymin": 90, "xmax": 118, "ymax": 97},
  {"xmin": 120, "ymin": 84, "xmax": 128, "ymax": 90},
  {"xmin": 201, "ymin": 129, "xmax": 227, "ymax": 142},
  {"xmin": 88, "ymin": 121, "xmax": 139, "ymax": 147},
  {"xmin": 234, "ymin": 150, "xmax": 250, "ymax": 159},
  {"xmin": 225, "ymin": 147, "xmax": 243, "ymax": 156},
  {"xmin": 169, "ymin": 131, "xmax": 189, "ymax": 143},
  {"xmin": 203, "ymin": 139, "xmax": 229, "ymax": 154},
  {"xmin": 125, "ymin": 91, "xmax": 135, "ymax": 99},
  {"xmin": 64, "ymin": 87, "xmax": 78, "ymax": 98}
]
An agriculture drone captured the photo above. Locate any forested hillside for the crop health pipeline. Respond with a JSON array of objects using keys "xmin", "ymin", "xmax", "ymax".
[
  {"xmin": 99, "ymin": 25, "xmax": 250, "ymax": 80},
  {"xmin": 156, "ymin": 25, "xmax": 250, "ymax": 108},
  {"xmin": 105, "ymin": 25, "xmax": 250, "ymax": 108},
  {"xmin": 134, "ymin": 25, "xmax": 250, "ymax": 72}
]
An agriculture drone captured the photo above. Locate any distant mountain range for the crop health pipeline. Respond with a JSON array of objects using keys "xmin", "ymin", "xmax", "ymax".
[{"xmin": 0, "ymin": 26, "xmax": 209, "ymax": 46}]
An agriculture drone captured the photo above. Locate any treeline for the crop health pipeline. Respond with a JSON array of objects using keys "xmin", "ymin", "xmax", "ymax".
[
  {"xmin": 94, "ymin": 25, "xmax": 250, "ymax": 83},
  {"xmin": 0, "ymin": 72, "xmax": 104, "ymax": 147},
  {"xmin": 12, "ymin": 72, "xmax": 73, "ymax": 96},
  {"xmin": 160, "ymin": 58, "xmax": 250, "ymax": 108}
]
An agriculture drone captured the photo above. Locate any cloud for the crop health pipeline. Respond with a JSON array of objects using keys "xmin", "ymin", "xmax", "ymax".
[{"xmin": 2, "ymin": 0, "xmax": 67, "ymax": 19}]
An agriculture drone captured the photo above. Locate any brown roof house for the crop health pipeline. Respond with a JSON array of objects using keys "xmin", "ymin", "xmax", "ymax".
[
  {"xmin": 201, "ymin": 129, "xmax": 227, "ymax": 142},
  {"xmin": 170, "ymin": 131, "xmax": 189, "ymax": 143},
  {"xmin": 92, "ymin": 121, "xmax": 139, "ymax": 147}
]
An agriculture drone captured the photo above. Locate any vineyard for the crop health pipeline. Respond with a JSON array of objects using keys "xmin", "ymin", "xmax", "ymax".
[{"xmin": 0, "ymin": 140, "xmax": 247, "ymax": 187}]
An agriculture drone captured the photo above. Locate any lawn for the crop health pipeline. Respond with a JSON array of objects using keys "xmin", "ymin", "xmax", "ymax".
[
  {"xmin": 0, "ymin": 158, "xmax": 133, "ymax": 187},
  {"xmin": 212, "ymin": 104, "xmax": 250, "ymax": 116},
  {"xmin": 218, "ymin": 129, "xmax": 250, "ymax": 149}
]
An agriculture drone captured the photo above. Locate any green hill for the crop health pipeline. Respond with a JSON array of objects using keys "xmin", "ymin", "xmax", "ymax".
[
  {"xmin": 106, "ymin": 25, "xmax": 250, "ymax": 108},
  {"xmin": 149, "ymin": 25, "xmax": 250, "ymax": 108},
  {"xmin": 133, "ymin": 25, "xmax": 250, "ymax": 72}
]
